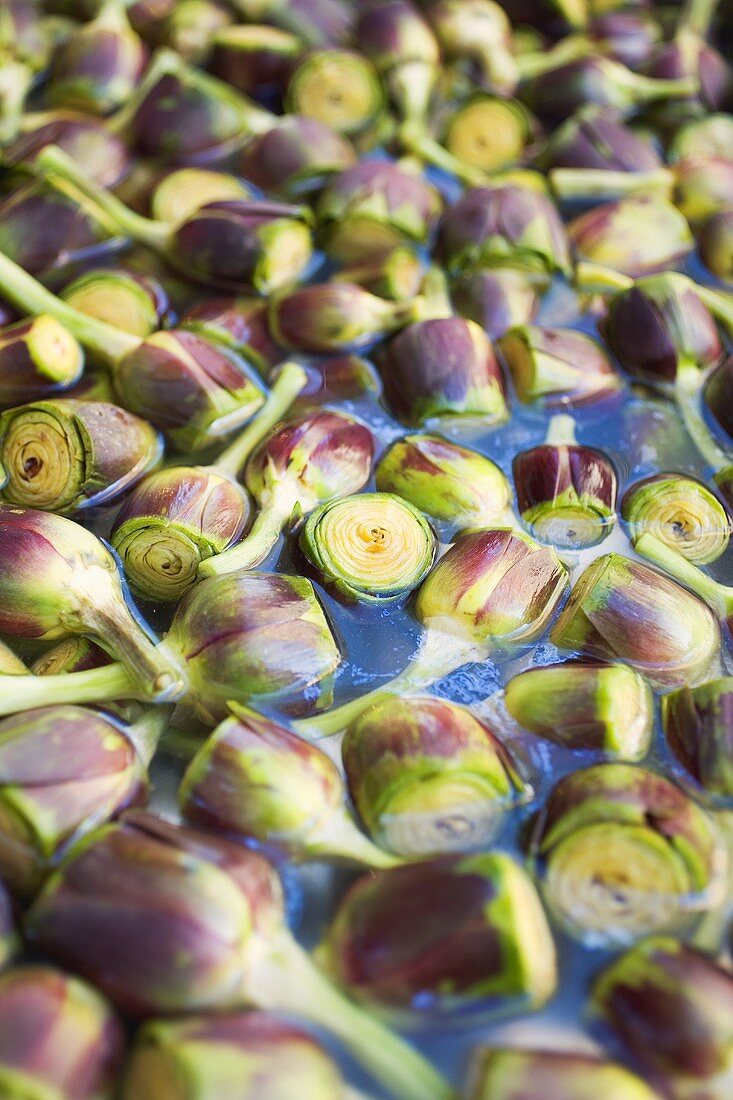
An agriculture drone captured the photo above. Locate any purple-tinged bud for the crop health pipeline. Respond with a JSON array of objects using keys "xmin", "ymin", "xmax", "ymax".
[
  {"xmin": 332, "ymin": 246, "xmax": 424, "ymax": 301},
  {"xmin": 467, "ymin": 1048, "xmax": 663, "ymax": 1100},
  {"xmin": 531, "ymin": 763, "xmax": 726, "ymax": 945},
  {"xmin": 0, "ymin": 965, "xmax": 124, "ymax": 1099},
  {"xmin": 32, "ymin": 637, "xmax": 111, "ymax": 676},
  {"xmin": 162, "ymin": 0, "xmax": 233, "ymax": 63},
  {"xmin": 292, "ymin": 355, "xmax": 381, "ymax": 404},
  {"xmin": 705, "ymin": 355, "xmax": 733, "ymax": 444},
  {"xmin": 698, "ymin": 208, "xmax": 733, "ymax": 282},
  {"xmin": 210, "ymin": 24, "xmax": 301, "ymax": 97},
  {"xmin": 588, "ymin": 10, "xmax": 662, "ymax": 69},
  {"xmin": 343, "ymin": 694, "xmax": 528, "ymax": 856},
  {"xmin": 268, "ymin": 282, "xmax": 420, "ymax": 354},
  {"xmin": 662, "ymin": 678, "xmax": 733, "ymax": 800},
  {"xmin": 499, "ymin": 324, "xmax": 620, "ymax": 406},
  {"xmin": 0, "ymin": 315, "xmax": 84, "ymax": 409},
  {"xmin": 179, "ymin": 296, "xmax": 283, "ymax": 374},
  {"xmin": 451, "ymin": 268, "xmax": 539, "ymax": 340},
  {"xmin": 321, "ymin": 852, "xmax": 557, "ymax": 1017},
  {"xmin": 233, "ymin": 0, "xmax": 355, "ymax": 47},
  {"xmin": 646, "ymin": 37, "xmax": 732, "ymax": 114},
  {"xmin": 505, "ymin": 661, "xmax": 654, "ymax": 760},
  {"xmin": 377, "ymin": 317, "xmax": 509, "ymax": 425},
  {"xmin": 2, "ymin": 109, "xmax": 131, "ymax": 187},
  {"xmin": 622, "ymin": 473, "xmax": 730, "ymax": 565},
  {"xmin": 550, "ymin": 553, "xmax": 720, "ymax": 688},
  {"xmin": 673, "ymin": 156, "xmax": 733, "ymax": 227},
  {"xmin": 592, "ymin": 937, "xmax": 733, "ymax": 1095},
  {"xmin": 669, "ymin": 113, "xmax": 733, "ymax": 161},
  {"xmin": 238, "ymin": 115, "xmax": 357, "ymax": 200},
  {"xmin": 540, "ymin": 105, "xmax": 663, "ymax": 172},
  {"xmin": 356, "ymin": 1, "xmax": 440, "ymax": 123},
  {"xmin": 569, "ymin": 195, "xmax": 695, "ymax": 277}
]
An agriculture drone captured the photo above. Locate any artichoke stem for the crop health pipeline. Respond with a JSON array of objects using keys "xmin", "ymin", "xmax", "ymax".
[
  {"xmin": 677, "ymin": 0, "xmax": 719, "ymax": 40},
  {"xmin": 516, "ymin": 36, "xmax": 589, "ymax": 80},
  {"xmin": 294, "ymin": 631, "xmax": 485, "ymax": 739},
  {"xmin": 617, "ymin": 69, "xmax": 699, "ymax": 101},
  {"xmin": 388, "ymin": 60, "xmax": 435, "ymax": 125},
  {"xmin": 550, "ymin": 168, "xmax": 674, "ymax": 202},
  {"xmin": 95, "ymin": 0, "xmax": 132, "ymax": 29},
  {"xmin": 697, "ymin": 284, "xmax": 733, "ymax": 340},
  {"xmin": 635, "ymin": 532, "xmax": 733, "ymax": 621},
  {"xmin": 213, "ymin": 362, "xmax": 308, "ymax": 478},
  {"xmin": 198, "ymin": 498, "xmax": 293, "ymax": 576},
  {"xmin": 0, "ymin": 663, "xmax": 139, "ymax": 718},
  {"xmin": 675, "ymin": 361, "xmax": 731, "ymax": 471},
  {"xmin": 574, "ymin": 262, "xmax": 634, "ymax": 294},
  {"xmin": 245, "ymin": 928, "xmax": 457, "ymax": 1100},
  {"xmin": 106, "ymin": 47, "xmax": 183, "ymax": 135},
  {"xmin": 418, "ymin": 264, "xmax": 455, "ymax": 321},
  {"xmin": 544, "ymin": 413, "xmax": 578, "ymax": 447},
  {"xmin": 0, "ymin": 61, "xmax": 34, "ymax": 144},
  {"xmin": 0, "ymin": 250, "xmax": 138, "ymax": 365},
  {"xmin": 305, "ymin": 808, "xmax": 404, "ymax": 869},
  {"xmin": 36, "ymin": 146, "xmax": 170, "ymax": 247},
  {"xmin": 126, "ymin": 705, "xmax": 175, "ymax": 767},
  {"xmin": 399, "ymin": 122, "xmax": 489, "ymax": 187},
  {"xmin": 82, "ymin": 598, "xmax": 185, "ymax": 702}
]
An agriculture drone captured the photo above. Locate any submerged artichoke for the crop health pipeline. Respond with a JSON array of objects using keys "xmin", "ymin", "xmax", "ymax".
[
  {"xmin": 300, "ymin": 492, "xmax": 436, "ymax": 602},
  {"xmin": 622, "ymin": 473, "xmax": 731, "ymax": 565},
  {"xmin": 343, "ymin": 694, "xmax": 527, "ymax": 856},
  {"xmin": 530, "ymin": 763, "xmax": 726, "ymax": 946},
  {"xmin": 663, "ymin": 678, "xmax": 733, "ymax": 800},
  {"xmin": 467, "ymin": 1048, "xmax": 663, "ymax": 1100}
]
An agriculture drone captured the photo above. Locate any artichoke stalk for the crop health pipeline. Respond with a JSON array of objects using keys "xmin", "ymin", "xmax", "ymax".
[
  {"xmin": 299, "ymin": 492, "xmax": 436, "ymax": 603},
  {"xmin": 25, "ymin": 813, "xmax": 456, "ymax": 1100},
  {"xmin": 37, "ymin": 145, "xmax": 314, "ymax": 296},
  {"xmin": 199, "ymin": 410, "xmax": 374, "ymax": 578},
  {"xmin": 0, "ymin": 571, "xmax": 341, "ymax": 725},
  {"xmin": 427, "ymin": 0, "xmax": 519, "ymax": 91},
  {"xmin": 0, "ymin": 505, "xmax": 184, "ymax": 703},
  {"xmin": 179, "ymin": 703, "xmax": 400, "ymax": 869},
  {"xmin": 504, "ymin": 661, "xmax": 654, "ymax": 760},
  {"xmin": 110, "ymin": 362, "xmax": 307, "ymax": 601},
  {"xmin": 513, "ymin": 414, "xmax": 617, "ymax": 548},
  {"xmin": 0, "ymin": 314, "xmax": 84, "ymax": 409},
  {"xmin": 622, "ymin": 473, "xmax": 731, "ymax": 565},
  {"xmin": 634, "ymin": 531, "xmax": 733, "ymax": 640},
  {"xmin": 467, "ymin": 1048, "xmax": 663, "ymax": 1100},
  {"xmin": 0, "ymin": 247, "xmax": 268, "ymax": 453},
  {"xmin": 294, "ymin": 527, "xmax": 568, "ymax": 738},
  {"xmin": 663, "ymin": 678, "xmax": 733, "ymax": 800},
  {"xmin": 343, "ymin": 694, "xmax": 528, "ymax": 857},
  {"xmin": 0, "ymin": 398, "xmax": 163, "ymax": 514},
  {"xmin": 530, "ymin": 763, "xmax": 727, "ymax": 946}
]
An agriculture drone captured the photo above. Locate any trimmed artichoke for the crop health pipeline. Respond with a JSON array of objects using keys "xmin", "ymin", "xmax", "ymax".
[{"xmin": 622, "ymin": 473, "xmax": 731, "ymax": 565}]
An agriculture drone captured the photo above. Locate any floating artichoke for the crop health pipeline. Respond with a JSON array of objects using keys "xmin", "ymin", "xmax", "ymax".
[
  {"xmin": 300, "ymin": 492, "xmax": 436, "ymax": 602},
  {"xmin": 0, "ymin": 399, "xmax": 162, "ymax": 514},
  {"xmin": 513, "ymin": 414, "xmax": 617, "ymax": 548},
  {"xmin": 592, "ymin": 936, "xmax": 733, "ymax": 1098},
  {"xmin": 0, "ymin": 314, "xmax": 84, "ymax": 409},
  {"xmin": 200, "ymin": 410, "xmax": 374, "ymax": 577},
  {"xmin": 505, "ymin": 662, "xmax": 653, "ymax": 760},
  {"xmin": 622, "ymin": 473, "xmax": 731, "ymax": 565},
  {"xmin": 375, "ymin": 433, "xmax": 513, "ymax": 532},
  {"xmin": 110, "ymin": 363, "xmax": 306, "ymax": 601},
  {"xmin": 61, "ymin": 266, "xmax": 171, "ymax": 338},
  {"xmin": 530, "ymin": 763, "xmax": 726, "ymax": 945},
  {"xmin": 569, "ymin": 195, "xmax": 695, "ymax": 277},
  {"xmin": 320, "ymin": 852, "xmax": 557, "ymax": 1019},
  {"xmin": 25, "ymin": 812, "xmax": 454, "ymax": 1100},
  {"xmin": 343, "ymin": 694, "xmax": 527, "ymax": 856},
  {"xmin": 0, "ymin": 506, "xmax": 183, "ymax": 702},
  {"xmin": 267, "ymin": 282, "xmax": 421, "ymax": 354},
  {"xmin": 123, "ymin": 1011, "xmax": 361, "ymax": 1100},
  {"xmin": 450, "ymin": 268, "xmax": 539, "ymax": 340},
  {"xmin": 0, "ymin": 965, "xmax": 124, "ymax": 1100},
  {"xmin": 180, "ymin": 703, "xmax": 398, "ymax": 868},
  {"xmin": 663, "ymin": 678, "xmax": 733, "ymax": 800},
  {"xmin": 179, "ymin": 295, "xmax": 283, "ymax": 375},
  {"xmin": 550, "ymin": 552, "xmax": 720, "ymax": 687},
  {"xmin": 467, "ymin": 1048, "xmax": 663, "ymax": 1100},
  {"xmin": 286, "ymin": 48, "xmax": 385, "ymax": 136},
  {"xmin": 499, "ymin": 324, "xmax": 620, "ymax": 406}
]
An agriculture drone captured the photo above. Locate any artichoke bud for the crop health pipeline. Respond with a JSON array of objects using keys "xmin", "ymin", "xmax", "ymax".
[
  {"xmin": 300, "ymin": 492, "xmax": 436, "ymax": 602},
  {"xmin": 0, "ymin": 315, "xmax": 84, "ymax": 409},
  {"xmin": 295, "ymin": 354, "xmax": 382, "ymax": 403},
  {"xmin": 3, "ymin": 109, "xmax": 131, "ymax": 189},
  {"xmin": 550, "ymin": 552, "xmax": 720, "ymax": 687},
  {"xmin": 622, "ymin": 473, "xmax": 731, "ymax": 565},
  {"xmin": 569, "ymin": 195, "xmax": 695, "ymax": 277},
  {"xmin": 179, "ymin": 296, "xmax": 283, "ymax": 374},
  {"xmin": 162, "ymin": 0, "xmax": 233, "ymax": 63},
  {"xmin": 114, "ymin": 329, "xmax": 266, "ymax": 453},
  {"xmin": 46, "ymin": 0, "xmax": 147, "ymax": 114},
  {"xmin": 0, "ymin": 703, "xmax": 154, "ymax": 897},
  {"xmin": 321, "ymin": 852, "xmax": 557, "ymax": 1017},
  {"xmin": 238, "ymin": 115, "xmax": 357, "ymax": 200},
  {"xmin": 467, "ymin": 1048, "xmax": 663, "ymax": 1100},
  {"xmin": 332, "ymin": 246, "xmax": 424, "ymax": 301},
  {"xmin": 0, "ymin": 505, "xmax": 184, "ymax": 703},
  {"xmin": 123, "ymin": 1012, "xmax": 350, "ymax": 1100},
  {"xmin": 355, "ymin": 0, "xmax": 440, "ymax": 123},
  {"xmin": 531, "ymin": 763, "xmax": 726, "ymax": 946},
  {"xmin": 61, "ymin": 267, "xmax": 171, "ymax": 338},
  {"xmin": 700, "ymin": 207, "xmax": 733, "ymax": 282},
  {"xmin": 343, "ymin": 694, "xmax": 528, "ymax": 857},
  {"xmin": 377, "ymin": 317, "xmax": 509, "ymax": 425},
  {"xmin": 592, "ymin": 936, "xmax": 733, "ymax": 1094},
  {"xmin": 165, "ymin": 572, "xmax": 341, "ymax": 723},
  {"xmin": 415, "ymin": 527, "xmax": 569, "ymax": 644},
  {"xmin": 210, "ymin": 23, "xmax": 301, "ymax": 97},
  {"xmin": 149, "ymin": 167, "xmax": 254, "ymax": 225},
  {"xmin": 111, "ymin": 466, "xmax": 251, "ymax": 602},
  {"xmin": 670, "ymin": 113, "xmax": 733, "ymax": 162},
  {"xmin": 662, "ymin": 678, "xmax": 733, "ymax": 800},
  {"xmin": 233, "ymin": 0, "xmax": 355, "ymax": 48},
  {"xmin": 513, "ymin": 428, "xmax": 617, "ymax": 549},
  {"xmin": 427, "ymin": 0, "xmax": 518, "ymax": 91},
  {"xmin": 505, "ymin": 661, "xmax": 654, "ymax": 760},
  {"xmin": 437, "ymin": 184, "xmax": 572, "ymax": 280},
  {"xmin": 0, "ymin": 965, "xmax": 124, "ymax": 1100},
  {"xmin": 673, "ymin": 156, "xmax": 733, "ymax": 227},
  {"xmin": 169, "ymin": 200, "xmax": 314, "ymax": 296},
  {"xmin": 540, "ymin": 105, "xmax": 663, "ymax": 172},
  {"xmin": 0, "ymin": 399, "xmax": 163, "ymax": 514},
  {"xmin": 32, "ymin": 637, "xmax": 111, "ymax": 676},
  {"xmin": 317, "ymin": 160, "xmax": 442, "ymax": 263},
  {"xmin": 0, "ymin": 639, "xmax": 27, "ymax": 676},
  {"xmin": 451, "ymin": 268, "xmax": 539, "ymax": 340},
  {"xmin": 499, "ymin": 324, "xmax": 620, "ymax": 406},
  {"xmin": 375, "ymin": 432, "xmax": 512, "ymax": 532},
  {"xmin": 443, "ymin": 96, "xmax": 531, "ymax": 173},
  {"xmin": 602, "ymin": 272, "xmax": 723, "ymax": 383},
  {"xmin": 267, "ymin": 282, "xmax": 420, "ymax": 354},
  {"xmin": 705, "ymin": 356, "xmax": 733, "ymax": 444},
  {"xmin": 286, "ymin": 48, "xmax": 385, "ymax": 136}
]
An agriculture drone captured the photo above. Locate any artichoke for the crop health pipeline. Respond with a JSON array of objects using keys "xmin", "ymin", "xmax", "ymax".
[
  {"xmin": 499, "ymin": 324, "xmax": 620, "ymax": 406},
  {"xmin": 663, "ymin": 678, "xmax": 733, "ymax": 800},
  {"xmin": 622, "ymin": 473, "xmax": 731, "ymax": 565},
  {"xmin": 0, "ymin": 315, "xmax": 84, "ymax": 409},
  {"xmin": 467, "ymin": 1048, "xmax": 663, "ymax": 1100}
]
